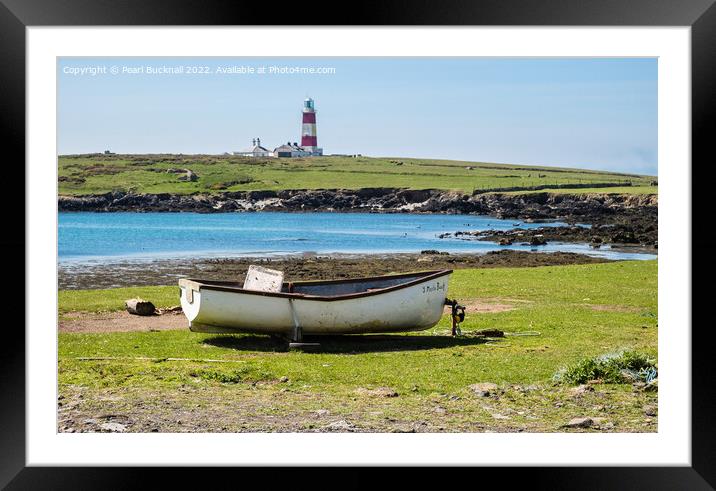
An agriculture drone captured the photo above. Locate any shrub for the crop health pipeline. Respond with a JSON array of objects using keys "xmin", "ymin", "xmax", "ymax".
[{"xmin": 554, "ymin": 350, "xmax": 657, "ymax": 385}]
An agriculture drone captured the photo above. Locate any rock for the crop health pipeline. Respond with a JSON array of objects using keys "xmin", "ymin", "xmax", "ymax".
[
  {"xmin": 125, "ymin": 298, "xmax": 156, "ymax": 316},
  {"xmin": 420, "ymin": 249, "xmax": 449, "ymax": 255},
  {"xmin": 99, "ymin": 422, "xmax": 127, "ymax": 432},
  {"xmin": 644, "ymin": 405, "xmax": 657, "ymax": 417},
  {"xmin": 529, "ymin": 236, "xmax": 548, "ymax": 246},
  {"xmin": 315, "ymin": 409, "xmax": 330, "ymax": 417},
  {"xmin": 498, "ymin": 238, "xmax": 513, "ymax": 246},
  {"xmin": 324, "ymin": 420, "xmax": 353, "ymax": 431},
  {"xmin": 279, "ymin": 376, "xmax": 289, "ymax": 383},
  {"xmin": 356, "ymin": 387, "xmax": 399, "ymax": 398},
  {"xmin": 565, "ymin": 417, "xmax": 593, "ymax": 428},
  {"xmin": 570, "ymin": 384, "xmax": 594, "ymax": 396},
  {"xmin": 491, "ymin": 413, "xmax": 510, "ymax": 420},
  {"xmin": 469, "ymin": 382, "xmax": 498, "ymax": 397},
  {"xmin": 177, "ymin": 169, "xmax": 198, "ymax": 182}
]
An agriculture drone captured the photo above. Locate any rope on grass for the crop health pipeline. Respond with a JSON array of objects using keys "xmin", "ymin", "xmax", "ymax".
[{"xmin": 504, "ymin": 331, "xmax": 541, "ymax": 337}]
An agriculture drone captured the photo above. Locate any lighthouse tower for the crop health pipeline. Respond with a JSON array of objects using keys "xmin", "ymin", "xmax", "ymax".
[{"xmin": 300, "ymin": 98, "xmax": 322, "ymax": 156}]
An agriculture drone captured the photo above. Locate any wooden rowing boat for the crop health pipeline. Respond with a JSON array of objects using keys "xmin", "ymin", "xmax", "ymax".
[{"xmin": 178, "ymin": 269, "xmax": 453, "ymax": 341}]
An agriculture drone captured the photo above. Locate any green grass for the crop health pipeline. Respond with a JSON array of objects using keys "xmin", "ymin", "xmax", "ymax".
[
  {"xmin": 503, "ymin": 186, "xmax": 658, "ymax": 195},
  {"xmin": 58, "ymin": 285, "xmax": 179, "ymax": 314},
  {"xmin": 58, "ymin": 261, "xmax": 658, "ymax": 432},
  {"xmin": 58, "ymin": 154, "xmax": 657, "ymax": 196}
]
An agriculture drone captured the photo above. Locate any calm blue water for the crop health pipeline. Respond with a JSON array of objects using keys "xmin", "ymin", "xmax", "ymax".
[{"xmin": 58, "ymin": 212, "xmax": 655, "ymax": 263}]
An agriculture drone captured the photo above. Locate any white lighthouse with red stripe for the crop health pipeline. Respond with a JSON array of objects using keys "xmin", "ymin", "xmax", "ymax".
[{"xmin": 301, "ymin": 98, "xmax": 322, "ymax": 156}]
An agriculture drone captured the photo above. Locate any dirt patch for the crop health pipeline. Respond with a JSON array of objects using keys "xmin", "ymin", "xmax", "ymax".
[
  {"xmin": 462, "ymin": 298, "xmax": 526, "ymax": 314},
  {"xmin": 59, "ymin": 311, "xmax": 188, "ymax": 333}
]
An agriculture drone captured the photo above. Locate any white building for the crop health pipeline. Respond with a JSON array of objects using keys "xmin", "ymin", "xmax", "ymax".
[
  {"xmin": 273, "ymin": 142, "xmax": 311, "ymax": 158},
  {"xmin": 233, "ymin": 138, "xmax": 273, "ymax": 157}
]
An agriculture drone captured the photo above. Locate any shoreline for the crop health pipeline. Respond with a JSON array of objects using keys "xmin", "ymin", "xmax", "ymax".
[
  {"xmin": 59, "ymin": 250, "xmax": 621, "ymax": 290},
  {"xmin": 58, "ymin": 188, "xmax": 657, "ymax": 221},
  {"xmin": 58, "ymin": 189, "xmax": 658, "ymax": 290}
]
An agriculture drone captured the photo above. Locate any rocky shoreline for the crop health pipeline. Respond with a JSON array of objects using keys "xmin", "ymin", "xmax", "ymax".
[
  {"xmin": 443, "ymin": 222, "xmax": 657, "ymax": 249},
  {"xmin": 59, "ymin": 250, "xmax": 610, "ymax": 290},
  {"xmin": 59, "ymin": 188, "xmax": 656, "ymax": 221}
]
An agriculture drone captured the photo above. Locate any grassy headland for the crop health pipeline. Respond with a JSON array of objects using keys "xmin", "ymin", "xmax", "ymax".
[
  {"xmin": 58, "ymin": 260, "xmax": 657, "ymax": 433},
  {"xmin": 59, "ymin": 154, "xmax": 657, "ymax": 196}
]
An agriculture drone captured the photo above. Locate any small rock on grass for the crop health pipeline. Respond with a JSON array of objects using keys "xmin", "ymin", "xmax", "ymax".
[
  {"xmin": 565, "ymin": 417, "xmax": 594, "ymax": 429},
  {"xmin": 469, "ymin": 382, "xmax": 498, "ymax": 397},
  {"xmin": 324, "ymin": 420, "xmax": 354, "ymax": 431},
  {"xmin": 99, "ymin": 422, "xmax": 127, "ymax": 433},
  {"xmin": 315, "ymin": 409, "xmax": 330, "ymax": 417},
  {"xmin": 570, "ymin": 384, "xmax": 595, "ymax": 396}
]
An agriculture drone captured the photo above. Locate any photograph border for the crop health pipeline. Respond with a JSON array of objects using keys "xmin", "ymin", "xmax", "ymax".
[{"xmin": 4, "ymin": 0, "xmax": 713, "ymax": 487}]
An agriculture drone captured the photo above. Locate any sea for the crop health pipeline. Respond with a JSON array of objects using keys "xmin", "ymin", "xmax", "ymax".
[{"xmin": 58, "ymin": 211, "xmax": 656, "ymax": 264}]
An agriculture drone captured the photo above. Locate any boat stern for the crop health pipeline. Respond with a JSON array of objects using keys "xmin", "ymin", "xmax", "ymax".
[{"xmin": 178, "ymin": 279, "xmax": 201, "ymax": 326}]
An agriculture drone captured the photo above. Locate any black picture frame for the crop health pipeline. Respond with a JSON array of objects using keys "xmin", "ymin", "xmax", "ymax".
[{"xmin": 3, "ymin": 0, "xmax": 712, "ymax": 488}]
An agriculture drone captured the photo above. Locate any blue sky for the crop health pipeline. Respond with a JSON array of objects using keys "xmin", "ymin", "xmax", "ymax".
[{"xmin": 58, "ymin": 57, "xmax": 657, "ymax": 175}]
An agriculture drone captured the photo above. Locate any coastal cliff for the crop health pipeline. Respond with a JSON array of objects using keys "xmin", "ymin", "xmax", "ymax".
[{"xmin": 58, "ymin": 188, "xmax": 657, "ymax": 223}]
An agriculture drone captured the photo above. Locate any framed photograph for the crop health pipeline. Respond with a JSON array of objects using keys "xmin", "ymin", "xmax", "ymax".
[{"xmin": 5, "ymin": 0, "xmax": 713, "ymax": 487}]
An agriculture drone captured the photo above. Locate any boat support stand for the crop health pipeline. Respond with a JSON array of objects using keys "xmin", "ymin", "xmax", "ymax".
[{"xmin": 287, "ymin": 298, "xmax": 320, "ymax": 350}]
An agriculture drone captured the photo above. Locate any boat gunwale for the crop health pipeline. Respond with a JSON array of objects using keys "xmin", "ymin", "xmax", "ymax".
[{"xmin": 179, "ymin": 269, "xmax": 452, "ymax": 302}]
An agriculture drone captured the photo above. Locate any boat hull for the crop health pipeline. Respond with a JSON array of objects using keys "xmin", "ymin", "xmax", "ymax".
[{"xmin": 179, "ymin": 271, "xmax": 451, "ymax": 335}]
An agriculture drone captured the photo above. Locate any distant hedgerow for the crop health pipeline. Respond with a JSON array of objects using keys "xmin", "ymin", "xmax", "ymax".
[{"xmin": 553, "ymin": 350, "xmax": 657, "ymax": 385}]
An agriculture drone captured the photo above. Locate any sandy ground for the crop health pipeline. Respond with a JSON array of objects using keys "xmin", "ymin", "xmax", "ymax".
[
  {"xmin": 60, "ymin": 310, "xmax": 188, "ymax": 333},
  {"xmin": 59, "ymin": 297, "xmax": 521, "ymax": 334}
]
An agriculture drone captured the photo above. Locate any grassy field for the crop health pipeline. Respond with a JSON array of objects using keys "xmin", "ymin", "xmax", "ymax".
[
  {"xmin": 58, "ymin": 260, "xmax": 658, "ymax": 433},
  {"xmin": 58, "ymin": 154, "xmax": 657, "ymax": 196},
  {"xmin": 59, "ymin": 285, "xmax": 179, "ymax": 315}
]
